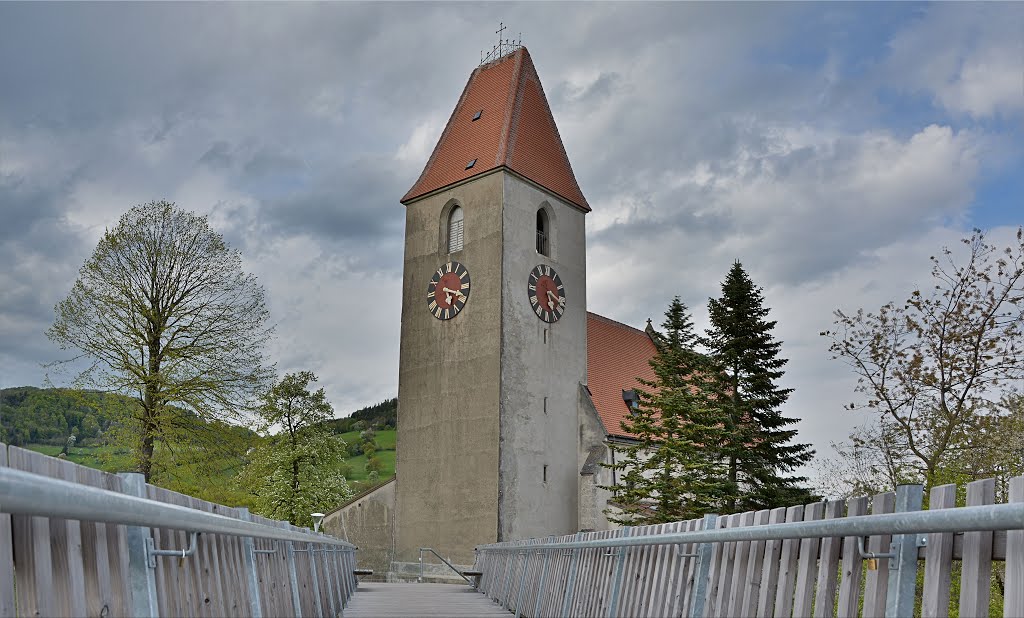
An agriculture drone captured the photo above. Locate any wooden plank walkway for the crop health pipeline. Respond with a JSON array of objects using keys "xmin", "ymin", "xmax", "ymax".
[{"xmin": 345, "ymin": 583, "xmax": 511, "ymax": 617}]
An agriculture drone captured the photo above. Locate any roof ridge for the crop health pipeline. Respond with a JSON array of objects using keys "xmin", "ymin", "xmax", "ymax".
[{"xmin": 587, "ymin": 311, "xmax": 648, "ymax": 336}]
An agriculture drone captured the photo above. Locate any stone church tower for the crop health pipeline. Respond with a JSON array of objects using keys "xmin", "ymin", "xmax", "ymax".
[{"xmin": 394, "ymin": 46, "xmax": 590, "ymax": 565}]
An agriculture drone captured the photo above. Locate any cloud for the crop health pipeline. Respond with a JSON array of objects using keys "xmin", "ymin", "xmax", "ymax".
[
  {"xmin": 0, "ymin": 3, "xmax": 1020, "ymax": 476},
  {"xmin": 884, "ymin": 3, "xmax": 1024, "ymax": 119}
]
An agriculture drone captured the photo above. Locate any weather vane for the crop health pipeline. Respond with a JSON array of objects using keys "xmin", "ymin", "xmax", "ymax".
[{"xmin": 480, "ymin": 22, "xmax": 522, "ymax": 66}]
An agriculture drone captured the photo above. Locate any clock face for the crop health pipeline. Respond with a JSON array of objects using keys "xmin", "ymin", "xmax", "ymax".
[
  {"xmin": 528, "ymin": 264, "xmax": 566, "ymax": 323},
  {"xmin": 427, "ymin": 261, "xmax": 471, "ymax": 320}
]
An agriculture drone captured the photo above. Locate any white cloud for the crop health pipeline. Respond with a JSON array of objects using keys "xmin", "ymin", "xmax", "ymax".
[{"xmin": 885, "ymin": 3, "xmax": 1024, "ymax": 118}]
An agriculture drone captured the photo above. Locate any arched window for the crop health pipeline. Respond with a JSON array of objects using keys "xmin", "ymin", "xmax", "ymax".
[
  {"xmin": 536, "ymin": 208, "xmax": 549, "ymax": 255},
  {"xmin": 448, "ymin": 206, "xmax": 464, "ymax": 253}
]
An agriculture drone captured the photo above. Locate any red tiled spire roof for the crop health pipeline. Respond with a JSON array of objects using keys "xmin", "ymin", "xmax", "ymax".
[
  {"xmin": 401, "ymin": 47, "xmax": 590, "ymax": 212},
  {"xmin": 586, "ymin": 313, "xmax": 658, "ymax": 439}
]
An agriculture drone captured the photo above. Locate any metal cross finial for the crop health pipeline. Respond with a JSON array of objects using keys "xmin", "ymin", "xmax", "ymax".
[{"xmin": 496, "ymin": 22, "xmax": 507, "ymax": 56}]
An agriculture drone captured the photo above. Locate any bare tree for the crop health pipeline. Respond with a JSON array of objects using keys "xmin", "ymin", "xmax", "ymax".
[
  {"xmin": 823, "ymin": 228, "xmax": 1024, "ymax": 489},
  {"xmin": 48, "ymin": 201, "xmax": 274, "ymax": 480}
]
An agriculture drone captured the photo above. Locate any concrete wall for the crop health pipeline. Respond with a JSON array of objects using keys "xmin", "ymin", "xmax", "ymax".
[
  {"xmin": 578, "ymin": 384, "xmax": 617, "ymax": 531},
  {"xmin": 498, "ymin": 173, "xmax": 588, "ymax": 541},
  {"xmin": 394, "ymin": 171, "xmax": 505, "ymax": 565},
  {"xmin": 322, "ymin": 479, "xmax": 396, "ymax": 579}
]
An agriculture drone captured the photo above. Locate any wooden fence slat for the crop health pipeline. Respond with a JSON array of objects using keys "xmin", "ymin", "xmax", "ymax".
[
  {"xmin": 703, "ymin": 516, "xmax": 726, "ymax": 616},
  {"xmin": 837, "ymin": 496, "xmax": 868, "ymax": 618},
  {"xmin": 1005, "ymin": 476, "xmax": 1024, "ymax": 618},
  {"xmin": 711, "ymin": 513, "xmax": 740, "ymax": 617},
  {"xmin": 725, "ymin": 510, "xmax": 756, "ymax": 617},
  {"xmin": 772, "ymin": 504, "xmax": 805, "ymax": 618},
  {"xmin": 756, "ymin": 506, "xmax": 788, "ymax": 617},
  {"xmin": 648, "ymin": 521, "xmax": 680, "ymax": 617},
  {"xmin": 739, "ymin": 509, "xmax": 770, "ymax": 617},
  {"xmin": 792, "ymin": 501, "xmax": 825, "ymax": 617},
  {"xmin": 863, "ymin": 491, "xmax": 895, "ymax": 618},
  {"xmin": 959, "ymin": 478, "xmax": 995, "ymax": 618},
  {"xmin": 922, "ymin": 484, "xmax": 956, "ymax": 617},
  {"xmin": 672, "ymin": 518, "xmax": 701, "ymax": 618},
  {"xmin": 0, "ymin": 444, "xmax": 15, "ymax": 618},
  {"xmin": 812, "ymin": 499, "xmax": 845, "ymax": 618},
  {"xmin": 9, "ymin": 447, "xmax": 56, "ymax": 618}
]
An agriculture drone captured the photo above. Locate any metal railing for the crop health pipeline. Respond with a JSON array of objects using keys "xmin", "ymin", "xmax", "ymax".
[
  {"xmin": 418, "ymin": 547, "xmax": 475, "ymax": 585},
  {"xmin": 474, "ymin": 480, "xmax": 1024, "ymax": 618},
  {"xmin": 0, "ymin": 461, "xmax": 358, "ymax": 618}
]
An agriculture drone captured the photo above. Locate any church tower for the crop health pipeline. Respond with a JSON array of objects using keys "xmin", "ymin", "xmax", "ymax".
[{"xmin": 395, "ymin": 46, "xmax": 590, "ymax": 565}]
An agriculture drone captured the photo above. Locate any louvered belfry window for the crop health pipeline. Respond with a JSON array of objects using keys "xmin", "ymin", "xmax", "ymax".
[
  {"xmin": 448, "ymin": 206, "xmax": 464, "ymax": 253},
  {"xmin": 536, "ymin": 208, "xmax": 549, "ymax": 256}
]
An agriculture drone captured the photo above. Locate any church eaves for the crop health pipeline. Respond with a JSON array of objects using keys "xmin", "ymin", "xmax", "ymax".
[{"xmin": 401, "ymin": 47, "xmax": 591, "ymax": 212}]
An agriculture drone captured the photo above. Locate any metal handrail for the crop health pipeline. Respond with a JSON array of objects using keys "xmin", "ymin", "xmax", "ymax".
[
  {"xmin": 419, "ymin": 547, "xmax": 474, "ymax": 585},
  {"xmin": 0, "ymin": 466, "xmax": 355, "ymax": 548},
  {"xmin": 476, "ymin": 501, "xmax": 1024, "ymax": 552}
]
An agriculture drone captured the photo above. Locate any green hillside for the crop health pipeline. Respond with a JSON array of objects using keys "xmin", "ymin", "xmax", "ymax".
[{"xmin": 2, "ymin": 386, "xmax": 397, "ymax": 506}]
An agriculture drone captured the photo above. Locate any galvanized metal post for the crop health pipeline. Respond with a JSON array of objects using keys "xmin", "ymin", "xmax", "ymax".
[
  {"xmin": 606, "ymin": 526, "xmax": 632, "ymax": 618},
  {"xmin": 514, "ymin": 549, "xmax": 529, "ymax": 617},
  {"xmin": 307, "ymin": 541, "xmax": 324, "ymax": 618},
  {"xmin": 688, "ymin": 514, "xmax": 719, "ymax": 618},
  {"xmin": 560, "ymin": 531, "xmax": 585, "ymax": 617},
  {"xmin": 533, "ymin": 545, "xmax": 552, "ymax": 618},
  {"xmin": 286, "ymin": 541, "xmax": 303, "ymax": 618},
  {"xmin": 885, "ymin": 484, "xmax": 924, "ymax": 618},
  {"xmin": 118, "ymin": 473, "xmax": 159, "ymax": 618},
  {"xmin": 238, "ymin": 508, "xmax": 264, "ymax": 618},
  {"xmin": 502, "ymin": 545, "xmax": 517, "ymax": 606}
]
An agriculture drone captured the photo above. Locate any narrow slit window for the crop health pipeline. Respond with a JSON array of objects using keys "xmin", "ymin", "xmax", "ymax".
[
  {"xmin": 543, "ymin": 396, "xmax": 547, "ymax": 414},
  {"xmin": 543, "ymin": 465, "xmax": 548, "ymax": 483},
  {"xmin": 536, "ymin": 208, "xmax": 549, "ymax": 255},
  {"xmin": 448, "ymin": 206, "xmax": 464, "ymax": 253}
]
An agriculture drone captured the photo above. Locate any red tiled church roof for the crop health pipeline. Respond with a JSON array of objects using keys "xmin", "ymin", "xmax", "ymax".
[
  {"xmin": 401, "ymin": 47, "xmax": 590, "ymax": 212},
  {"xmin": 586, "ymin": 313, "xmax": 658, "ymax": 439}
]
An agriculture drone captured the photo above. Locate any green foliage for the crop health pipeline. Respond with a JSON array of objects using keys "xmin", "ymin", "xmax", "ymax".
[
  {"xmin": 236, "ymin": 372, "xmax": 353, "ymax": 527},
  {"xmin": 0, "ymin": 386, "xmax": 123, "ymax": 446},
  {"xmin": 823, "ymin": 228, "xmax": 1024, "ymax": 493},
  {"xmin": 603, "ymin": 298, "xmax": 729, "ymax": 524},
  {"xmin": 702, "ymin": 261, "xmax": 816, "ymax": 511},
  {"xmin": 46, "ymin": 201, "xmax": 274, "ymax": 481},
  {"xmin": 321, "ymin": 398, "xmax": 398, "ymax": 434}
]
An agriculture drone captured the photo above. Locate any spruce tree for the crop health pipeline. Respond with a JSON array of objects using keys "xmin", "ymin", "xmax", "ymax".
[
  {"xmin": 702, "ymin": 261, "xmax": 815, "ymax": 512},
  {"xmin": 604, "ymin": 298, "xmax": 728, "ymax": 524}
]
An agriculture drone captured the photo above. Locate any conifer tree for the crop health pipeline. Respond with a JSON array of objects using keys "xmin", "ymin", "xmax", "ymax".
[
  {"xmin": 702, "ymin": 261, "xmax": 815, "ymax": 512},
  {"xmin": 604, "ymin": 298, "xmax": 728, "ymax": 524}
]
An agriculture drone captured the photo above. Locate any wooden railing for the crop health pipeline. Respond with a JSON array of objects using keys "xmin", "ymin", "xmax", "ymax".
[
  {"xmin": 474, "ymin": 477, "xmax": 1024, "ymax": 617},
  {"xmin": 0, "ymin": 443, "xmax": 358, "ymax": 617}
]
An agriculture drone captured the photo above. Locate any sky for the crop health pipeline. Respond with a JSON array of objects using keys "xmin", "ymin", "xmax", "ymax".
[{"xmin": 1, "ymin": 2, "xmax": 1021, "ymax": 485}]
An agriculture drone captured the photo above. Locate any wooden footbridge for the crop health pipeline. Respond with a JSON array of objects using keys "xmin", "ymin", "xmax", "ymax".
[{"xmin": 2, "ymin": 441, "xmax": 1023, "ymax": 617}]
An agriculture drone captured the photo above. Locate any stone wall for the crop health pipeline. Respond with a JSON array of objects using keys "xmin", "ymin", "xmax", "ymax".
[{"xmin": 321, "ymin": 479, "xmax": 395, "ymax": 579}]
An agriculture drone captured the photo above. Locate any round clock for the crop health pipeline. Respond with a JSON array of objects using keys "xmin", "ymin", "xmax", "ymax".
[
  {"xmin": 427, "ymin": 261, "xmax": 471, "ymax": 320},
  {"xmin": 528, "ymin": 264, "xmax": 566, "ymax": 323}
]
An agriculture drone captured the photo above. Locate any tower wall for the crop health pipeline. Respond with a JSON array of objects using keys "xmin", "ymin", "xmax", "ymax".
[
  {"xmin": 394, "ymin": 171, "xmax": 504, "ymax": 565},
  {"xmin": 498, "ymin": 173, "xmax": 587, "ymax": 541}
]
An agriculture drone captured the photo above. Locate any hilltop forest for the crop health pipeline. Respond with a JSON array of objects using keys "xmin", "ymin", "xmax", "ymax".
[{"xmin": 0, "ymin": 386, "xmax": 397, "ymax": 507}]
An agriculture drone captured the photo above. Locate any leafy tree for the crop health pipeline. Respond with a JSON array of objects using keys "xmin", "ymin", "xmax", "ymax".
[
  {"xmin": 46, "ymin": 201, "xmax": 273, "ymax": 480},
  {"xmin": 702, "ymin": 261, "xmax": 815, "ymax": 511},
  {"xmin": 237, "ymin": 372, "xmax": 352, "ymax": 527},
  {"xmin": 603, "ymin": 298, "xmax": 728, "ymax": 524},
  {"xmin": 823, "ymin": 229, "xmax": 1024, "ymax": 490},
  {"xmin": 366, "ymin": 455, "xmax": 384, "ymax": 475}
]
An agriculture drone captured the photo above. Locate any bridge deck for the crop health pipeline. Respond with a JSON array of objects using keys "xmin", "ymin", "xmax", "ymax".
[{"xmin": 345, "ymin": 582, "xmax": 511, "ymax": 617}]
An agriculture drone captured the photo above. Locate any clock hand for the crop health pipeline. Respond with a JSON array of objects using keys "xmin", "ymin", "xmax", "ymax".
[{"xmin": 546, "ymin": 289, "xmax": 559, "ymax": 310}]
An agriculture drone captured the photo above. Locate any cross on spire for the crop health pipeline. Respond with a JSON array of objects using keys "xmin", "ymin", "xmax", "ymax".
[{"xmin": 480, "ymin": 23, "xmax": 522, "ymax": 66}]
